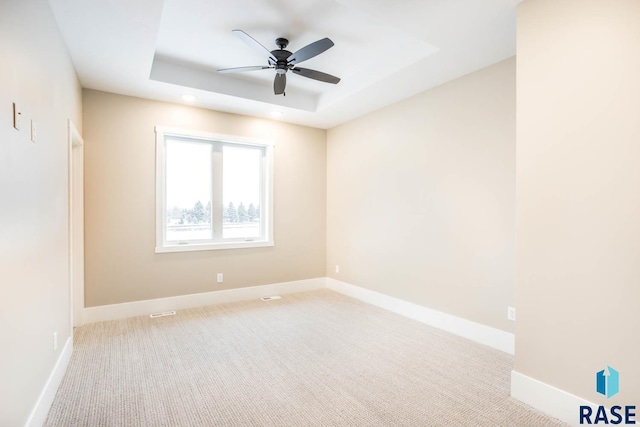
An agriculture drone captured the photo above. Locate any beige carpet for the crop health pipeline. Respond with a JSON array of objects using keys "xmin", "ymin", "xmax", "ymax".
[{"xmin": 45, "ymin": 289, "xmax": 566, "ymax": 426}]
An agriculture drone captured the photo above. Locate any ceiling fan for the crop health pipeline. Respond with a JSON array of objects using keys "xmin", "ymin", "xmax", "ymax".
[{"xmin": 218, "ymin": 30, "xmax": 341, "ymax": 96}]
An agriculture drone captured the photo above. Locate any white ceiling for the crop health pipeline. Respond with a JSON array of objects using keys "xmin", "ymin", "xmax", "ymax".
[{"xmin": 48, "ymin": 0, "xmax": 520, "ymax": 129}]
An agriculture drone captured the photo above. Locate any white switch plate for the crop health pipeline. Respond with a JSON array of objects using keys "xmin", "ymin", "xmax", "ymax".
[
  {"xmin": 335, "ymin": 265, "xmax": 340, "ymax": 273},
  {"xmin": 217, "ymin": 273, "xmax": 223, "ymax": 283},
  {"xmin": 12, "ymin": 103, "xmax": 21, "ymax": 130},
  {"xmin": 53, "ymin": 331, "xmax": 58, "ymax": 351},
  {"xmin": 30, "ymin": 120, "xmax": 37, "ymax": 143},
  {"xmin": 507, "ymin": 306, "xmax": 516, "ymax": 321}
]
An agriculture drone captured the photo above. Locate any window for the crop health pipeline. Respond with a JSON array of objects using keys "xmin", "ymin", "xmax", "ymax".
[{"xmin": 155, "ymin": 127, "xmax": 273, "ymax": 252}]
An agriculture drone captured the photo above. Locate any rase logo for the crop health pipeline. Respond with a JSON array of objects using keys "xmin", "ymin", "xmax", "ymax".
[
  {"xmin": 597, "ymin": 366, "xmax": 620, "ymax": 399},
  {"xmin": 580, "ymin": 366, "xmax": 636, "ymax": 425}
]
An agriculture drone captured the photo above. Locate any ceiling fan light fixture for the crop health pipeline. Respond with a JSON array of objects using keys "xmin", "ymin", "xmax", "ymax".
[{"xmin": 219, "ymin": 30, "xmax": 341, "ymax": 96}]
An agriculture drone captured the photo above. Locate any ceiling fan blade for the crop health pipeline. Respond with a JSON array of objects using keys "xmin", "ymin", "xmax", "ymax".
[
  {"xmin": 291, "ymin": 67, "xmax": 340, "ymax": 84},
  {"xmin": 274, "ymin": 73, "xmax": 286, "ymax": 95},
  {"xmin": 287, "ymin": 38, "xmax": 334, "ymax": 65},
  {"xmin": 218, "ymin": 66, "xmax": 272, "ymax": 73},
  {"xmin": 232, "ymin": 29, "xmax": 277, "ymax": 62}
]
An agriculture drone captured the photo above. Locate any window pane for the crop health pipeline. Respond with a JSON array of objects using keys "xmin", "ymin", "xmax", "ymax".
[
  {"xmin": 223, "ymin": 145, "xmax": 262, "ymax": 239},
  {"xmin": 165, "ymin": 139, "xmax": 212, "ymax": 241}
]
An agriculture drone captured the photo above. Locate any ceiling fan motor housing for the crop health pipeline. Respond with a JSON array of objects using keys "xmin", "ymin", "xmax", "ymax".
[
  {"xmin": 271, "ymin": 49, "xmax": 292, "ymax": 61},
  {"xmin": 271, "ymin": 45, "xmax": 293, "ymax": 73}
]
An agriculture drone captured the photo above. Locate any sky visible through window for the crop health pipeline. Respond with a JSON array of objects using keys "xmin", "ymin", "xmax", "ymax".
[
  {"xmin": 223, "ymin": 144, "xmax": 260, "ymax": 208},
  {"xmin": 166, "ymin": 140, "xmax": 261, "ymax": 209},
  {"xmin": 166, "ymin": 139, "xmax": 211, "ymax": 210}
]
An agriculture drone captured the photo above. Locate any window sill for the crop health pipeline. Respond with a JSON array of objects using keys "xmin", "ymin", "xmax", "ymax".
[{"xmin": 155, "ymin": 240, "xmax": 274, "ymax": 253}]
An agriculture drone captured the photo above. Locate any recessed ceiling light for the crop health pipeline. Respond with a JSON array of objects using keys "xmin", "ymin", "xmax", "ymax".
[
  {"xmin": 181, "ymin": 94, "xmax": 196, "ymax": 102},
  {"xmin": 270, "ymin": 111, "xmax": 283, "ymax": 118}
]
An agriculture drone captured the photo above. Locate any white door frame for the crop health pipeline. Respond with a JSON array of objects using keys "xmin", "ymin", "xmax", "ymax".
[{"xmin": 68, "ymin": 119, "xmax": 85, "ymax": 330}]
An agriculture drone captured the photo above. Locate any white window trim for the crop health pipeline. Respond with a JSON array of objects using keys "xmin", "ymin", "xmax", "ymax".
[{"xmin": 155, "ymin": 126, "xmax": 274, "ymax": 253}]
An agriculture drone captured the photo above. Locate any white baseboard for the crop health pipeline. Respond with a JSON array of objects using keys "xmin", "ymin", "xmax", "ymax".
[
  {"xmin": 84, "ymin": 277, "xmax": 514, "ymax": 355},
  {"xmin": 511, "ymin": 370, "xmax": 595, "ymax": 426},
  {"xmin": 326, "ymin": 278, "xmax": 515, "ymax": 354},
  {"xmin": 84, "ymin": 278, "xmax": 327, "ymax": 324},
  {"xmin": 25, "ymin": 336, "xmax": 73, "ymax": 427}
]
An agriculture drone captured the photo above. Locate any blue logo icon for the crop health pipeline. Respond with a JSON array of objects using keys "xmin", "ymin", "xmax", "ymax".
[{"xmin": 596, "ymin": 366, "xmax": 619, "ymax": 399}]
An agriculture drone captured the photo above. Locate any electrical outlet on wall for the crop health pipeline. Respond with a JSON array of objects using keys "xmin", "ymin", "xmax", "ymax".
[
  {"xmin": 217, "ymin": 273, "xmax": 223, "ymax": 283},
  {"xmin": 507, "ymin": 306, "xmax": 516, "ymax": 321}
]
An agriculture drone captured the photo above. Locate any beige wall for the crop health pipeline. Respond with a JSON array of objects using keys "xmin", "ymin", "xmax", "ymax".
[
  {"xmin": 515, "ymin": 0, "xmax": 640, "ymax": 403},
  {"xmin": 326, "ymin": 58, "xmax": 516, "ymax": 332},
  {"xmin": 0, "ymin": 0, "xmax": 82, "ymax": 425},
  {"xmin": 83, "ymin": 90, "xmax": 326, "ymax": 307}
]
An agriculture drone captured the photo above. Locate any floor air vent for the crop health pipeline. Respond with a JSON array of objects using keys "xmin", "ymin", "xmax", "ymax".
[
  {"xmin": 150, "ymin": 311, "xmax": 176, "ymax": 318},
  {"xmin": 260, "ymin": 296, "xmax": 282, "ymax": 301}
]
